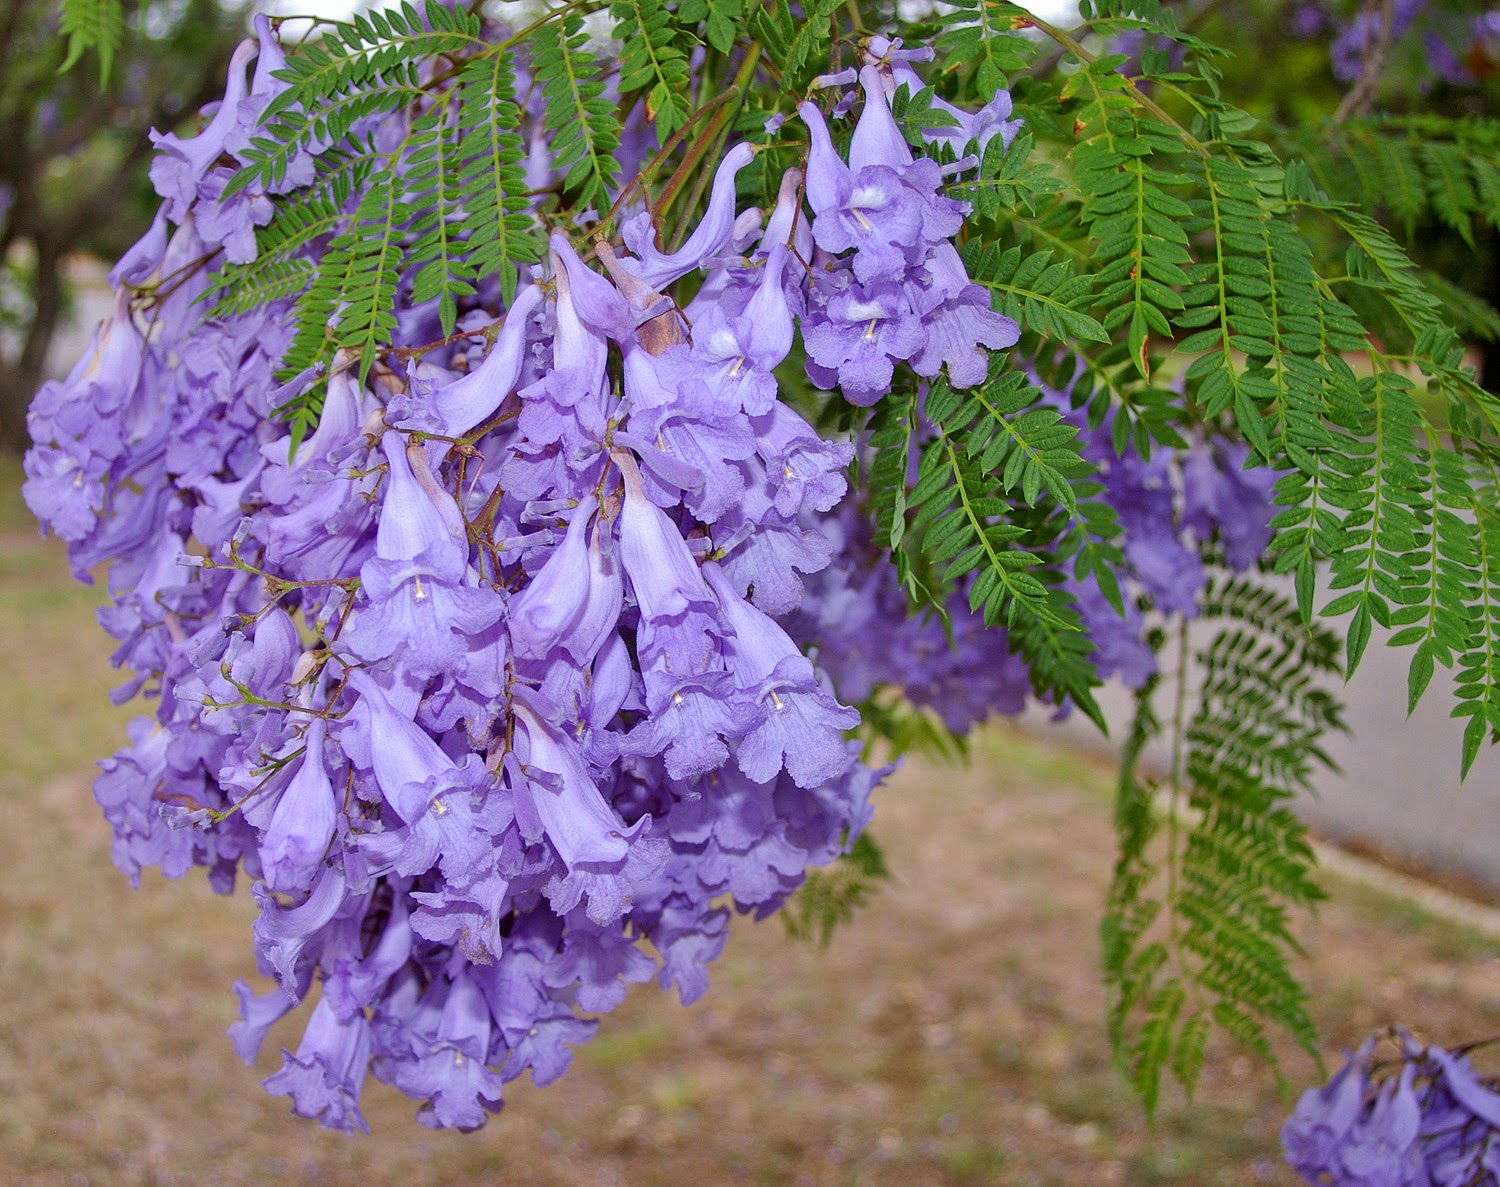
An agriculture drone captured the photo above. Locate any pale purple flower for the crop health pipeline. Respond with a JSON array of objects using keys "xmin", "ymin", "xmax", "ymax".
[
  {"xmin": 264, "ymin": 996, "xmax": 372, "ymax": 1134},
  {"xmin": 614, "ymin": 449, "xmax": 715, "ymax": 619},
  {"xmin": 259, "ymin": 718, "xmax": 338, "ymax": 894},
  {"xmin": 402, "ymin": 285, "xmax": 543, "ymax": 437},
  {"xmin": 380, "ymin": 968, "xmax": 505, "ymax": 1131},
  {"xmin": 509, "ymin": 496, "xmax": 600, "ymax": 660},
  {"xmin": 620, "ymin": 144, "xmax": 756, "ymax": 288},
  {"xmin": 805, "ymin": 281, "xmax": 925, "ymax": 404},
  {"xmin": 512, "ymin": 693, "xmax": 649, "ymax": 872},
  {"xmin": 1283, "ymin": 1039, "xmax": 1376, "ymax": 1179},
  {"xmin": 150, "ymin": 39, "xmax": 259, "ymax": 221}
]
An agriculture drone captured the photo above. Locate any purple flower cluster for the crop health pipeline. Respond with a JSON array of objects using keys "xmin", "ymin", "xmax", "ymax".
[
  {"xmin": 790, "ymin": 502, "xmax": 1037, "ymax": 735},
  {"xmin": 794, "ymin": 48, "xmax": 1022, "ymax": 406},
  {"xmin": 20, "ymin": 24, "xmax": 1053, "ymax": 1132},
  {"xmin": 1321, "ymin": 0, "xmax": 1500, "ymax": 88},
  {"xmin": 1284, "ymin": 1032, "xmax": 1500, "ymax": 1185},
  {"xmin": 1034, "ymin": 365, "xmax": 1279, "ymax": 689}
]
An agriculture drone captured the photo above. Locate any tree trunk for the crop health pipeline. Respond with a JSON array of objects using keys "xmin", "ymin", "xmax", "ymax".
[
  {"xmin": 1484, "ymin": 228, "xmax": 1500, "ymax": 398},
  {"xmin": 0, "ymin": 238, "xmax": 63, "ymax": 454}
]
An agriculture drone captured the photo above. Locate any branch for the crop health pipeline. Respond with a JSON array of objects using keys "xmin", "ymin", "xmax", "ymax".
[{"xmin": 1333, "ymin": 0, "xmax": 1397, "ymax": 125}]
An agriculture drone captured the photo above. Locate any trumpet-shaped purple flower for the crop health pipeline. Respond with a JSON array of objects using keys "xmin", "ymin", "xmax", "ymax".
[
  {"xmin": 706, "ymin": 563, "xmax": 859, "ymax": 787},
  {"xmin": 323, "ymin": 889, "xmax": 415, "ymax": 1022},
  {"xmin": 1337, "ymin": 1065, "xmax": 1428, "ymax": 1186},
  {"xmin": 622, "ymin": 669, "xmax": 763, "ymax": 781},
  {"xmin": 251, "ymin": 862, "xmax": 350, "ymax": 996},
  {"xmin": 752, "ymin": 402, "xmax": 854, "ymax": 517},
  {"xmin": 228, "ymin": 978, "xmax": 298, "ymax": 1065},
  {"xmin": 866, "ymin": 37, "xmax": 1023, "ymax": 157},
  {"xmin": 347, "ymin": 436, "xmax": 499, "ymax": 675},
  {"xmin": 509, "ymin": 496, "xmax": 600, "ymax": 660},
  {"xmin": 541, "ymin": 913, "xmax": 658, "ymax": 1012},
  {"xmin": 661, "ymin": 247, "xmax": 795, "ymax": 416},
  {"xmin": 615, "ymin": 450, "xmax": 715, "ymax": 620},
  {"xmin": 224, "ymin": 15, "xmax": 317, "ymax": 193},
  {"xmin": 380, "ymin": 968, "xmax": 506, "ymax": 1132},
  {"xmin": 804, "ymin": 281, "xmax": 925, "ymax": 404},
  {"xmin": 259, "ymin": 718, "xmax": 338, "ymax": 894},
  {"xmin": 626, "ymin": 378, "xmax": 757, "ymax": 522},
  {"xmin": 264, "ymin": 995, "xmax": 373, "ymax": 1134},
  {"xmin": 402, "ymin": 285, "xmax": 543, "ymax": 437},
  {"xmin": 1180, "ymin": 437, "xmax": 1277, "ymax": 572},
  {"xmin": 149, "ymin": 39, "xmax": 258, "ymax": 221},
  {"xmin": 850, "ymin": 66, "xmax": 915, "ymax": 172},
  {"xmin": 811, "ymin": 165, "xmax": 926, "ymax": 283},
  {"xmin": 512, "ymin": 694, "xmax": 650, "ymax": 872},
  {"xmin": 908, "ymin": 280, "xmax": 1021, "ymax": 388},
  {"xmin": 620, "ymin": 144, "xmax": 756, "ymax": 288}
]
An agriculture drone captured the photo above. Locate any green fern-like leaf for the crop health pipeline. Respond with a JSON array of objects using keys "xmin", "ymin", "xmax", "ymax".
[
  {"xmin": 752, "ymin": 0, "xmax": 839, "ymax": 91},
  {"xmin": 1103, "ymin": 578, "xmax": 1339, "ymax": 1115},
  {"xmin": 531, "ymin": 16, "xmax": 623, "ymax": 213},
  {"xmin": 207, "ymin": 167, "xmax": 369, "ymax": 318},
  {"xmin": 678, "ymin": 0, "xmax": 744, "ymax": 55},
  {"xmin": 902, "ymin": 369, "xmax": 1112, "ymax": 722},
  {"xmin": 276, "ymin": 165, "xmax": 405, "ymax": 419},
  {"xmin": 612, "ymin": 0, "xmax": 696, "ymax": 139},
  {"xmin": 58, "ymin": 0, "xmax": 124, "ymax": 83},
  {"xmin": 227, "ymin": 0, "xmax": 486, "ymax": 198},
  {"xmin": 1065, "ymin": 59, "xmax": 1194, "ymax": 380},
  {"xmin": 964, "ymin": 242, "xmax": 1108, "ymax": 344},
  {"xmin": 782, "ymin": 833, "xmax": 892, "ymax": 947},
  {"xmin": 404, "ymin": 88, "xmax": 471, "ymax": 336},
  {"xmin": 454, "ymin": 53, "xmax": 543, "ymax": 308},
  {"xmin": 1300, "ymin": 115, "xmax": 1500, "ymax": 248},
  {"xmin": 932, "ymin": 0, "xmax": 1036, "ymax": 98}
]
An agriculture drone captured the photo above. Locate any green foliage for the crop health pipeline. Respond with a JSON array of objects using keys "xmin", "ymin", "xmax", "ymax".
[
  {"xmin": 532, "ymin": 16, "xmax": 624, "ymax": 213},
  {"xmin": 1065, "ymin": 65, "xmax": 1193, "ymax": 383},
  {"xmin": 220, "ymin": 1, "xmax": 547, "ymax": 422},
  {"xmin": 1303, "ymin": 115, "xmax": 1500, "ymax": 251},
  {"xmin": 678, "ymin": 0, "xmax": 743, "ymax": 56},
  {"xmin": 611, "ymin": 0, "xmax": 696, "ymax": 139},
  {"xmin": 932, "ymin": 0, "xmax": 1036, "ymax": 98},
  {"xmin": 752, "ymin": 0, "xmax": 840, "ymax": 91},
  {"xmin": 58, "ymin": 0, "xmax": 124, "ymax": 83},
  {"xmin": 452, "ymin": 53, "xmax": 543, "ymax": 308},
  {"xmin": 943, "ymin": 129, "xmax": 1066, "ymax": 222},
  {"xmin": 856, "ymin": 687, "xmax": 970, "ymax": 766},
  {"xmin": 893, "ymin": 365, "xmax": 1117, "ymax": 723},
  {"xmin": 284, "ymin": 166, "xmax": 403, "ymax": 407},
  {"xmin": 209, "ymin": 176, "xmax": 358, "ymax": 318},
  {"xmin": 963, "ymin": 242, "xmax": 1108, "ymax": 345},
  {"xmin": 783, "ymin": 833, "xmax": 893, "ymax": 947},
  {"xmin": 228, "ymin": 2, "xmax": 488, "ymax": 198},
  {"xmin": 1104, "ymin": 578, "xmax": 1341, "ymax": 1115}
]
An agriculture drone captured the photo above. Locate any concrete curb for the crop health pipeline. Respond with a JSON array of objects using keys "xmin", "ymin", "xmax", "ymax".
[{"xmin": 1310, "ymin": 837, "xmax": 1500, "ymax": 942}]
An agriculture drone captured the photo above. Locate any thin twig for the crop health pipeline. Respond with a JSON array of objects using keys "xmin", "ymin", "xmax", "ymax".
[{"xmin": 1333, "ymin": 0, "xmax": 1398, "ymax": 125}]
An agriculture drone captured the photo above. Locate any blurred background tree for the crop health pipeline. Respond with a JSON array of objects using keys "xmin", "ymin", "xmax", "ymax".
[
  {"xmin": 1118, "ymin": 0, "xmax": 1500, "ymax": 384},
  {"xmin": 0, "ymin": 0, "xmax": 245, "ymax": 452}
]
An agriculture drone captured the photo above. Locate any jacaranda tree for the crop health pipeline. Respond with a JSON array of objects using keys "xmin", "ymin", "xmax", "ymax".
[{"xmin": 24, "ymin": 0, "xmax": 1500, "ymax": 1178}]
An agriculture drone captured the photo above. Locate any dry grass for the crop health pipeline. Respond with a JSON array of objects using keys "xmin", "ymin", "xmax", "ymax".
[{"xmin": 4, "ymin": 468, "xmax": 1500, "ymax": 1186}]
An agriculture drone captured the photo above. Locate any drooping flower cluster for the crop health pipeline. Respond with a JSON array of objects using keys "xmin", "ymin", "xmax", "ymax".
[
  {"xmin": 796, "ymin": 48, "xmax": 1022, "ymax": 406},
  {"xmin": 19, "ymin": 22, "xmax": 1068, "ymax": 1132},
  {"xmin": 785, "ymin": 365, "xmax": 1282, "ymax": 729},
  {"xmin": 1284, "ymin": 1031, "xmax": 1500, "ymax": 1185},
  {"xmin": 1030, "ymin": 362, "xmax": 1279, "ymax": 690}
]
